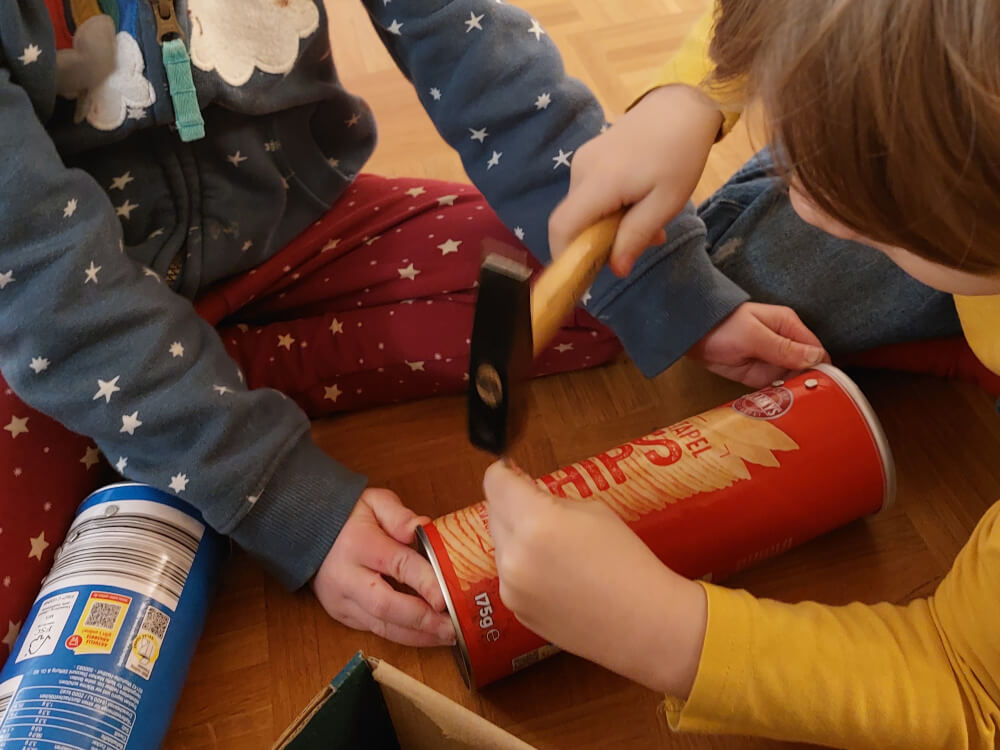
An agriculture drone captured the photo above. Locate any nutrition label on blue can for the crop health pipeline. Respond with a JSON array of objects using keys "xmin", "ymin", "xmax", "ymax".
[{"xmin": 0, "ymin": 665, "xmax": 140, "ymax": 748}]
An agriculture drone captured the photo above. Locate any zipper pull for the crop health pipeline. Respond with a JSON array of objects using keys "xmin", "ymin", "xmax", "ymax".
[
  {"xmin": 153, "ymin": 0, "xmax": 183, "ymax": 43},
  {"xmin": 152, "ymin": 0, "xmax": 206, "ymax": 143}
]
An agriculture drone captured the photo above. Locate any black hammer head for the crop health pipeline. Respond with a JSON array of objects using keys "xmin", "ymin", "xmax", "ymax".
[{"xmin": 467, "ymin": 242, "xmax": 533, "ymax": 455}]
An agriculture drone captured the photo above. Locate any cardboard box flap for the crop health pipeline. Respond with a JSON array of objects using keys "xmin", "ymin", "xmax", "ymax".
[
  {"xmin": 370, "ymin": 657, "xmax": 535, "ymax": 750},
  {"xmin": 274, "ymin": 653, "xmax": 400, "ymax": 750}
]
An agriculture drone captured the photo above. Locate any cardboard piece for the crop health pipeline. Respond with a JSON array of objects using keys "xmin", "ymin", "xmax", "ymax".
[{"xmin": 274, "ymin": 652, "xmax": 536, "ymax": 750}]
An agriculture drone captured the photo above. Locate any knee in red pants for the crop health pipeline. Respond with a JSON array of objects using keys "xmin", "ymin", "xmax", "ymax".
[
  {"xmin": 199, "ymin": 174, "xmax": 622, "ymax": 418},
  {"xmin": 838, "ymin": 336, "xmax": 1000, "ymax": 399},
  {"xmin": 0, "ymin": 377, "xmax": 110, "ymax": 658}
]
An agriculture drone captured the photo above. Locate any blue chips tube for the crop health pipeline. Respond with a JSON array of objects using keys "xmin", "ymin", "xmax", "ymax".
[{"xmin": 0, "ymin": 483, "xmax": 226, "ymax": 749}]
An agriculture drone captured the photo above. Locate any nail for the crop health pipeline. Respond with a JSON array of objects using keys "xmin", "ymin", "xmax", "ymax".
[
  {"xmin": 438, "ymin": 623, "xmax": 457, "ymax": 642},
  {"xmin": 805, "ymin": 346, "xmax": 825, "ymax": 366},
  {"xmin": 502, "ymin": 457, "xmax": 528, "ymax": 478}
]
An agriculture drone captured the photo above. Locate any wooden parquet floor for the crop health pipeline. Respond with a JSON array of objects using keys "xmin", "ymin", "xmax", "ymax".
[{"xmin": 163, "ymin": 2, "xmax": 1000, "ymax": 748}]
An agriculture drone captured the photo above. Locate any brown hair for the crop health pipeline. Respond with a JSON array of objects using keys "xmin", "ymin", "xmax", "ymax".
[{"xmin": 709, "ymin": 0, "xmax": 1000, "ymax": 273}]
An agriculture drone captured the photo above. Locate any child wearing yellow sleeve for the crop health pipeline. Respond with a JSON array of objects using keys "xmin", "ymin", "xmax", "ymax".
[{"xmin": 485, "ymin": 1, "xmax": 1000, "ymax": 747}]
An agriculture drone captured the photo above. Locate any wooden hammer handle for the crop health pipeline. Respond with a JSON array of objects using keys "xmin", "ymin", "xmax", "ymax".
[{"xmin": 530, "ymin": 213, "xmax": 622, "ymax": 357}]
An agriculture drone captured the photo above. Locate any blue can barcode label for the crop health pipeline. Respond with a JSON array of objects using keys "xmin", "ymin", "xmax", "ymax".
[{"xmin": 0, "ymin": 483, "xmax": 226, "ymax": 749}]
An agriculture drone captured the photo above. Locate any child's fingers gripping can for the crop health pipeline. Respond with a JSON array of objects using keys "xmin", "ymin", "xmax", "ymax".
[
  {"xmin": 0, "ymin": 483, "xmax": 227, "ymax": 749},
  {"xmin": 418, "ymin": 365, "xmax": 895, "ymax": 689}
]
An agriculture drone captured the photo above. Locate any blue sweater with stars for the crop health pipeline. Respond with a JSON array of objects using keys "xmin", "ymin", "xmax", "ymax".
[{"xmin": 0, "ymin": 0, "xmax": 747, "ymax": 589}]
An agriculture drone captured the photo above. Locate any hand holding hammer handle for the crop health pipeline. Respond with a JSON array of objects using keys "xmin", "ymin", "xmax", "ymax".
[{"xmin": 530, "ymin": 213, "xmax": 622, "ymax": 357}]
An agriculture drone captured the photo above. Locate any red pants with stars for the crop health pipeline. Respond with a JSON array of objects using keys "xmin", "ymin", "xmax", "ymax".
[{"xmin": 0, "ymin": 175, "xmax": 621, "ymax": 655}]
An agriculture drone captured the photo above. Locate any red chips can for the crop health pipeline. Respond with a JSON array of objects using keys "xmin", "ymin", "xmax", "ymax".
[{"xmin": 418, "ymin": 365, "xmax": 895, "ymax": 689}]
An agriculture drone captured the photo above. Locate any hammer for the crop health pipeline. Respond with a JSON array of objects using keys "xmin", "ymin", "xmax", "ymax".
[{"xmin": 467, "ymin": 214, "xmax": 621, "ymax": 454}]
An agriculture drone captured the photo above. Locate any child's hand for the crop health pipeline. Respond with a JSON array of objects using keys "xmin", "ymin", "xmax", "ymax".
[
  {"xmin": 549, "ymin": 85, "xmax": 724, "ymax": 277},
  {"xmin": 484, "ymin": 462, "xmax": 706, "ymax": 697},
  {"xmin": 312, "ymin": 488, "xmax": 456, "ymax": 647},
  {"xmin": 689, "ymin": 302, "xmax": 829, "ymax": 387}
]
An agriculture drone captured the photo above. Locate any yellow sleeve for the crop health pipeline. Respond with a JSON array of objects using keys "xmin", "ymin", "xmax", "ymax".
[
  {"xmin": 954, "ymin": 294, "xmax": 1000, "ymax": 375},
  {"xmin": 634, "ymin": 7, "xmax": 742, "ymax": 138},
  {"xmin": 666, "ymin": 502, "xmax": 1000, "ymax": 749}
]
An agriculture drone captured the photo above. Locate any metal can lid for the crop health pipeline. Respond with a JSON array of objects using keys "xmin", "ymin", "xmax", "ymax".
[
  {"xmin": 813, "ymin": 364, "xmax": 897, "ymax": 514},
  {"xmin": 81, "ymin": 481, "xmax": 156, "ymax": 505},
  {"xmin": 415, "ymin": 526, "xmax": 475, "ymax": 690}
]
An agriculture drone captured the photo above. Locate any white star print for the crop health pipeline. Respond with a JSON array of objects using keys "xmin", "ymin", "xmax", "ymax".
[
  {"xmin": 63, "ymin": 199, "xmax": 78, "ymax": 218},
  {"xmin": 553, "ymin": 149, "xmax": 574, "ymax": 169},
  {"xmin": 2, "ymin": 577, "xmax": 9, "ymax": 588},
  {"xmin": 277, "ymin": 334, "xmax": 296, "ymax": 350},
  {"xmin": 13, "ymin": 467, "xmax": 22, "ymax": 477},
  {"xmin": 237, "ymin": 369, "xmax": 245, "ymax": 383},
  {"xmin": 387, "ymin": 19, "xmax": 403, "ymax": 35},
  {"xmin": 109, "ymin": 172, "xmax": 134, "ymax": 191},
  {"xmin": 324, "ymin": 384, "xmax": 342, "ymax": 402},
  {"xmin": 84, "ymin": 261, "xmax": 102, "ymax": 284},
  {"xmin": 329, "ymin": 318, "xmax": 344, "ymax": 335},
  {"xmin": 93, "ymin": 376, "xmax": 121, "ymax": 403},
  {"xmin": 120, "ymin": 411, "xmax": 142, "ymax": 435},
  {"xmin": 227, "ymin": 151, "xmax": 248, "ymax": 167},
  {"xmin": 213, "ymin": 385, "xmax": 233, "ymax": 395},
  {"xmin": 328, "ymin": 157, "xmax": 340, "ymax": 168},
  {"xmin": 80, "ymin": 446, "xmax": 100, "ymax": 469},
  {"xmin": 4, "ymin": 416, "xmax": 29, "ymax": 439},
  {"xmin": 437, "ymin": 194, "xmax": 459, "ymax": 206},
  {"xmin": 149, "ymin": 228, "xmax": 165, "ymax": 239},
  {"xmin": 19, "ymin": 44, "xmax": 41, "ymax": 65},
  {"xmin": 406, "ymin": 186, "xmax": 427, "ymax": 198},
  {"xmin": 535, "ymin": 93, "xmax": 552, "ymax": 110},
  {"xmin": 29, "ymin": 357, "xmax": 49, "ymax": 374},
  {"xmin": 169, "ymin": 473, "xmax": 189, "ymax": 494},
  {"xmin": 242, "ymin": 240, "xmax": 253, "ymax": 252},
  {"xmin": 2, "ymin": 621, "xmax": 20, "ymax": 650},
  {"xmin": 528, "ymin": 19, "xmax": 546, "ymax": 41},
  {"xmin": 429, "ymin": 87, "xmax": 442, "ymax": 101},
  {"xmin": 28, "ymin": 532, "xmax": 49, "ymax": 560},
  {"xmin": 115, "ymin": 456, "xmax": 128, "ymax": 473},
  {"xmin": 487, "ymin": 151, "xmax": 503, "ymax": 170},
  {"xmin": 322, "ymin": 238, "xmax": 341, "ymax": 252},
  {"xmin": 365, "ymin": 235, "xmax": 382, "ymax": 246},
  {"xmin": 555, "ymin": 343, "xmax": 574, "ymax": 353},
  {"xmin": 438, "ymin": 239, "xmax": 462, "ymax": 255},
  {"xmin": 582, "ymin": 287, "xmax": 593, "ymax": 305},
  {"xmin": 465, "ymin": 12, "xmax": 484, "ymax": 31},
  {"xmin": 469, "ymin": 127, "xmax": 488, "ymax": 143},
  {"xmin": 116, "ymin": 200, "xmax": 138, "ymax": 220},
  {"xmin": 143, "ymin": 267, "xmax": 161, "ymax": 282},
  {"xmin": 345, "ymin": 113, "xmax": 361, "ymax": 128},
  {"xmin": 406, "ymin": 361, "xmax": 426, "ymax": 371},
  {"xmin": 600, "ymin": 123, "xmax": 611, "ymax": 133},
  {"xmin": 514, "ymin": 227, "xmax": 526, "ymax": 240},
  {"xmin": 264, "ymin": 140, "xmax": 282, "ymax": 152},
  {"xmin": 398, "ymin": 263, "xmax": 421, "ymax": 280},
  {"xmin": 167, "ymin": 342, "xmax": 184, "ymax": 358},
  {"xmin": 0, "ymin": 271, "xmax": 13, "ymax": 289}
]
